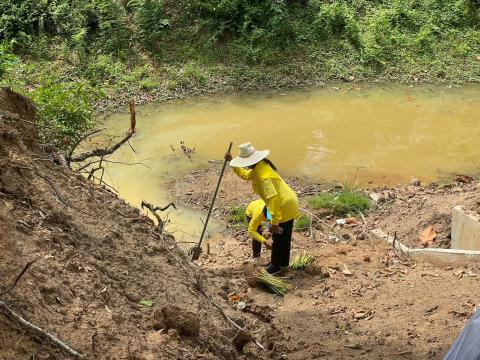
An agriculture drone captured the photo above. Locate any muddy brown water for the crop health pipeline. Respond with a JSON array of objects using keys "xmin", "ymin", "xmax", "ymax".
[{"xmin": 98, "ymin": 84, "xmax": 480, "ymax": 242}]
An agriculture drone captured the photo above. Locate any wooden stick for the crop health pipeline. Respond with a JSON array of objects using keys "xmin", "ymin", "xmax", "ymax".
[
  {"xmin": 0, "ymin": 301, "xmax": 85, "ymax": 358},
  {"xmin": 0, "ymin": 261, "xmax": 35, "ymax": 297},
  {"xmin": 192, "ymin": 142, "xmax": 232, "ymax": 260}
]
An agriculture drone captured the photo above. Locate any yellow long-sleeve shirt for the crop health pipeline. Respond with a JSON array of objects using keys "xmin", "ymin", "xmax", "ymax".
[
  {"xmin": 232, "ymin": 160, "xmax": 300, "ymax": 226},
  {"xmin": 245, "ymin": 199, "xmax": 268, "ymax": 243}
]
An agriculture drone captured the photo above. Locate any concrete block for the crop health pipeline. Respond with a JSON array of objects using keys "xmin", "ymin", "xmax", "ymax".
[
  {"xmin": 451, "ymin": 206, "xmax": 480, "ymax": 251},
  {"xmin": 370, "ymin": 229, "xmax": 480, "ymax": 267}
]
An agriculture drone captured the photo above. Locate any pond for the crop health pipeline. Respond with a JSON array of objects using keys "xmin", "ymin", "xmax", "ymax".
[{"xmin": 98, "ymin": 84, "xmax": 480, "ymax": 242}]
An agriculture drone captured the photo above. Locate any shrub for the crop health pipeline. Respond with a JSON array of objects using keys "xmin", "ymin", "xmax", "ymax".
[
  {"xmin": 312, "ymin": 2, "xmax": 361, "ymax": 47},
  {"xmin": 309, "ymin": 189, "xmax": 370, "ymax": 216},
  {"xmin": 30, "ymin": 81, "xmax": 95, "ymax": 149},
  {"xmin": 132, "ymin": 0, "xmax": 170, "ymax": 51},
  {"xmin": 0, "ymin": 42, "xmax": 17, "ymax": 77},
  {"xmin": 294, "ymin": 214, "xmax": 310, "ymax": 232}
]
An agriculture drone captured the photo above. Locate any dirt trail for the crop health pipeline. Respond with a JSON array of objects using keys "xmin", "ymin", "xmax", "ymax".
[
  {"xmin": 0, "ymin": 89, "xmax": 280, "ymax": 359},
  {"xmin": 175, "ymin": 165, "xmax": 480, "ymax": 359}
]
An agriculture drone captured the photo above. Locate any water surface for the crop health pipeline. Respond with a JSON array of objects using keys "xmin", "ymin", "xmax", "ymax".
[{"xmin": 98, "ymin": 85, "xmax": 480, "ymax": 241}]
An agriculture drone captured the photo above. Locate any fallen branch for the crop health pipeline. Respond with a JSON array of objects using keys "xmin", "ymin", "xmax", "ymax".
[
  {"xmin": 66, "ymin": 130, "xmax": 102, "ymax": 167},
  {"xmin": 68, "ymin": 100, "xmax": 136, "ymax": 163},
  {"xmin": 0, "ymin": 261, "xmax": 35, "ymax": 297},
  {"xmin": 0, "ymin": 262, "xmax": 85, "ymax": 358},
  {"xmin": 0, "ymin": 301, "xmax": 85, "ymax": 358},
  {"xmin": 141, "ymin": 200, "xmax": 176, "ymax": 233},
  {"xmin": 36, "ymin": 172, "xmax": 68, "ymax": 206}
]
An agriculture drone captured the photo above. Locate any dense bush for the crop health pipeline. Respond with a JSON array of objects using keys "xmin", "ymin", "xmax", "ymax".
[
  {"xmin": 30, "ymin": 81, "xmax": 95, "ymax": 149},
  {"xmin": 0, "ymin": 42, "xmax": 17, "ymax": 77},
  {"xmin": 1, "ymin": 0, "xmax": 479, "ymax": 66}
]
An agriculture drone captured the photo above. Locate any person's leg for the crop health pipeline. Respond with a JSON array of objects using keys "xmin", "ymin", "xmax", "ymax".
[
  {"xmin": 277, "ymin": 219, "xmax": 293, "ymax": 267},
  {"xmin": 270, "ymin": 219, "xmax": 294, "ymax": 270},
  {"xmin": 246, "ymin": 216, "xmax": 262, "ymax": 259}
]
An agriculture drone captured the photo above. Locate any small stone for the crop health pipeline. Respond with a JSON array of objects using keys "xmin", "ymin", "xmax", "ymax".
[{"xmin": 410, "ymin": 177, "xmax": 421, "ymax": 186}]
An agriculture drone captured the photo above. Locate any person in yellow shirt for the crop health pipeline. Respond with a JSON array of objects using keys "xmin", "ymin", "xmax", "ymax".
[
  {"xmin": 245, "ymin": 199, "xmax": 273, "ymax": 260},
  {"xmin": 225, "ymin": 142, "xmax": 300, "ymax": 274}
]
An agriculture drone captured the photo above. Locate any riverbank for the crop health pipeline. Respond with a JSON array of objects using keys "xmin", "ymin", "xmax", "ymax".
[
  {"xmin": 3, "ymin": 55, "xmax": 480, "ymax": 117},
  {"xmin": 172, "ymin": 164, "xmax": 480, "ymax": 358}
]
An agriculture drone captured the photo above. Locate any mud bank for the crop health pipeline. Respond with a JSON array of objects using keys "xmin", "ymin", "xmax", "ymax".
[{"xmin": 0, "ymin": 89, "xmax": 286, "ymax": 359}]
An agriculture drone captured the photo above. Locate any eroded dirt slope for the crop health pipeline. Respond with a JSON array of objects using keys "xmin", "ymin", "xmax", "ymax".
[{"xmin": 0, "ymin": 89, "xmax": 275, "ymax": 360}]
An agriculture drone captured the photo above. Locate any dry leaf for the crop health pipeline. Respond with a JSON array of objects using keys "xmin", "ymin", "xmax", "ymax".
[
  {"xmin": 345, "ymin": 217, "xmax": 361, "ymax": 226},
  {"xmin": 419, "ymin": 225, "xmax": 436, "ymax": 246},
  {"xmin": 476, "ymin": 55, "xmax": 480, "ymax": 61},
  {"xmin": 455, "ymin": 175, "xmax": 474, "ymax": 184},
  {"xmin": 229, "ymin": 295, "xmax": 241, "ymax": 302}
]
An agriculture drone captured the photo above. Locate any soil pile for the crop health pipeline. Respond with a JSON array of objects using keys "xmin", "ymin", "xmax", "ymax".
[{"xmin": 0, "ymin": 88, "xmax": 265, "ymax": 359}]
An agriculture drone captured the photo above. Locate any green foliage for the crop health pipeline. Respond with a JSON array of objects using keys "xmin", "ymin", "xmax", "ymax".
[
  {"xmin": 138, "ymin": 299, "xmax": 155, "ymax": 307},
  {"xmin": 228, "ymin": 205, "xmax": 246, "ymax": 226},
  {"xmin": 294, "ymin": 214, "xmax": 310, "ymax": 232},
  {"xmin": 0, "ymin": 42, "xmax": 17, "ymax": 77},
  {"xmin": 166, "ymin": 63, "xmax": 207, "ymax": 89},
  {"xmin": 30, "ymin": 81, "xmax": 95, "ymax": 149},
  {"xmin": 1, "ymin": 0, "xmax": 479, "ymax": 69},
  {"xmin": 290, "ymin": 252, "xmax": 314, "ymax": 270},
  {"xmin": 131, "ymin": 0, "xmax": 170, "ymax": 51},
  {"xmin": 309, "ymin": 189, "xmax": 370, "ymax": 216}
]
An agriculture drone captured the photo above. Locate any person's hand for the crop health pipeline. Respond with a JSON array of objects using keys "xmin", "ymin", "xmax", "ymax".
[
  {"xmin": 224, "ymin": 152, "xmax": 232, "ymax": 162},
  {"xmin": 264, "ymin": 239, "xmax": 273, "ymax": 250},
  {"xmin": 262, "ymin": 229, "xmax": 271, "ymax": 239},
  {"xmin": 270, "ymin": 224, "xmax": 279, "ymax": 234}
]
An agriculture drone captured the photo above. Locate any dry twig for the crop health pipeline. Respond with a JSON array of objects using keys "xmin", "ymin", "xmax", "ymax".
[
  {"xmin": 0, "ymin": 262, "xmax": 85, "ymax": 358},
  {"xmin": 68, "ymin": 100, "xmax": 136, "ymax": 163}
]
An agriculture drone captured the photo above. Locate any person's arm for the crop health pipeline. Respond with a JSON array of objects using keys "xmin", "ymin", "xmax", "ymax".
[
  {"xmin": 232, "ymin": 167, "xmax": 253, "ymax": 180},
  {"xmin": 248, "ymin": 212, "xmax": 266, "ymax": 243}
]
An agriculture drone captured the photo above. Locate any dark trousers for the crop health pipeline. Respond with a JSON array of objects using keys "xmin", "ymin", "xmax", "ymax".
[
  {"xmin": 271, "ymin": 219, "xmax": 294, "ymax": 267},
  {"xmin": 246, "ymin": 216, "xmax": 262, "ymax": 258}
]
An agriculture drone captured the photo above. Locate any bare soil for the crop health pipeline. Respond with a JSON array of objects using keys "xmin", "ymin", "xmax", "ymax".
[
  {"xmin": 0, "ymin": 89, "xmax": 282, "ymax": 360},
  {"xmin": 174, "ymin": 164, "xmax": 480, "ymax": 359}
]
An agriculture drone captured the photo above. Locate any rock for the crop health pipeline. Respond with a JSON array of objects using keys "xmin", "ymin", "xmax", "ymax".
[
  {"xmin": 369, "ymin": 192, "xmax": 381, "ymax": 203},
  {"xmin": 232, "ymin": 330, "xmax": 253, "ymax": 351},
  {"xmin": 161, "ymin": 305, "xmax": 200, "ymax": 337},
  {"xmin": 410, "ymin": 177, "xmax": 421, "ymax": 186},
  {"xmin": 237, "ymin": 301, "xmax": 247, "ymax": 310}
]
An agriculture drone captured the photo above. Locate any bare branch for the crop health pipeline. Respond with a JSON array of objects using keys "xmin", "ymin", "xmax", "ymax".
[
  {"xmin": 68, "ymin": 100, "xmax": 136, "ymax": 163},
  {"xmin": 141, "ymin": 200, "xmax": 176, "ymax": 233},
  {"xmin": 66, "ymin": 130, "xmax": 102, "ymax": 166}
]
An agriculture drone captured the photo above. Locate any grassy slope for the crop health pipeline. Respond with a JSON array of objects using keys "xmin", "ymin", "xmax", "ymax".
[{"xmin": 1, "ymin": 0, "xmax": 480, "ymax": 113}]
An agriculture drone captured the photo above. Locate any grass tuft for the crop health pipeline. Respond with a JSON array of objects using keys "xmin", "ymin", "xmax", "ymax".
[
  {"xmin": 309, "ymin": 189, "xmax": 370, "ymax": 216},
  {"xmin": 227, "ymin": 205, "xmax": 246, "ymax": 228},
  {"xmin": 290, "ymin": 252, "xmax": 314, "ymax": 270},
  {"xmin": 256, "ymin": 269, "xmax": 288, "ymax": 296},
  {"xmin": 294, "ymin": 214, "xmax": 310, "ymax": 232}
]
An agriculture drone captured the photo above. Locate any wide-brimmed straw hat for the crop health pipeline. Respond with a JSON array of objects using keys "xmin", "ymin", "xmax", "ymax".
[{"xmin": 229, "ymin": 142, "xmax": 270, "ymax": 168}]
